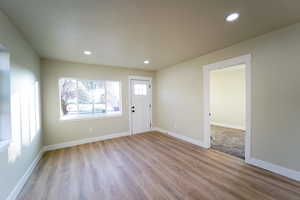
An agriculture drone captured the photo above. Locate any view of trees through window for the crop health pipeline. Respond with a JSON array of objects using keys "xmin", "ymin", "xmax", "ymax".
[{"xmin": 59, "ymin": 78, "xmax": 121, "ymax": 118}]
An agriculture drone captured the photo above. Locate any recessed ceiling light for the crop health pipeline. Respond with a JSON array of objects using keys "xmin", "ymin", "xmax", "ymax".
[
  {"xmin": 226, "ymin": 13, "xmax": 239, "ymax": 22},
  {"xmin": 84, "ymin": 50, "xmax": 92, "ymax": 55},
  {"xmin": 144, "ymin": 60, "xmax": 150, "ymax": 64}
]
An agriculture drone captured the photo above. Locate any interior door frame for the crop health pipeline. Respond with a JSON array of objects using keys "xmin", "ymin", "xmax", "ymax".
[
  {"xmin": 202, "ymin": 54, "xmax": 252, "ymax": 162},
  {"xmin": 128, "ymin": 75, "xmax": 152, "ymax": 135}
]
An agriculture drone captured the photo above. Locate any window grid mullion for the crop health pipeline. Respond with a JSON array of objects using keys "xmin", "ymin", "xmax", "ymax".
[
  {"xmin": 92, "ymin": 81, "xmax": 95, "ymax": 114},
  {"xmin": 76, "ymin": 80, "xmax": 79, "ymax": 113},
  {"xmin": 105, "ymin": 81, "xmax": 107, "ymax": 113}
]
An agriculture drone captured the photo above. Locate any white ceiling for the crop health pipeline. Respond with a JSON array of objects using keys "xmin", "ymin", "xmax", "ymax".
[{"xmin": 1, "ymin": 0, "xmax": 300, "ymax": 70}]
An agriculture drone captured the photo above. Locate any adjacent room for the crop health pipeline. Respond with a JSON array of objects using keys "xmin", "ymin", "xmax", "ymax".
[
  {"xmin": 1, "ymin": 1, "xmax": 300, "ymax": 200},
  {"xmin": 210, "ymin": 65, "xmax": 246, "ymax": 159}
]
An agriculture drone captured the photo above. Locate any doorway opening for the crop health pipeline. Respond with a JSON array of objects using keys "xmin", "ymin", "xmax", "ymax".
[
  {"xmin": 210, "ymin": 65, "xmax": 245, "ymax": 159},
  {"xmin": 203, "ymin": 55, "xmax": 251, "ymax": 162}
]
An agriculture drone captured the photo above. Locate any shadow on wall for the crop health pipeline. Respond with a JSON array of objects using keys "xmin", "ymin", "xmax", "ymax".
[{"xmin": 8, "ymin": 81, "xmax": 41, "ymax": 162}]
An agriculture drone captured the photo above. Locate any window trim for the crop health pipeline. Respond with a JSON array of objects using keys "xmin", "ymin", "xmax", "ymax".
[
  {"xmin": 60, "ymin": 112, "xmax": 122, "ymax": 121},
  {"xmin": 58, "ymin": 77, "xmax": 122, "ymax": 121}
]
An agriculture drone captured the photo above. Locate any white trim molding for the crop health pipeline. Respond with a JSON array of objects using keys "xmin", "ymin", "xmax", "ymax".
[
  {"xmin": 5, "ymin": 129, "xmax": 300, "ymax": 200},
  {"xmin": 153, "ymin": 127, "xmax": 209, "ymax": 149},
  {"xmin": 43, "ymin": 131, "xmax": 130, "ymax": 152},
  {"xmin": 128, "ymin": 75, "xmax": 153, "ymax": 81},
  {"xmin": 248, "ymin": 158, "xmax": 300, "ymax": 182},
  {"xmin": 5, "ymin": 131, "xmax": 134, "ymax": 200},
  {"xmin": 211, "ymin": 122, "xmax": 245, "ymax": 131},
  {"xmin": 6, "ymin": 150, "xmax": 44, "ymax": 200},
  {"xmin": 203, "ymin": 54, "xmax": 252, "ymax": 162},
  {"xmin": 153, "ymin": 127, "xmax": 300, "ymax": 182}
]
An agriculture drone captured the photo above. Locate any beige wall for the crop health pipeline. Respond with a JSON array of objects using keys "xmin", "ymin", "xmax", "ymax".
[
  {"xmin": 0, "ymin": 11, "xmax": 42, "ymax": 200},
  {"xmin": 210, "ymin": 65, "xmax": 245, "ymax": 129},
  {"xmin": 41, "ymin": 59, "xmax": 155, "ymax": 146},
  {"xmin": 155, "ymin": 22, "xmax": 300, "ymax": 172}
]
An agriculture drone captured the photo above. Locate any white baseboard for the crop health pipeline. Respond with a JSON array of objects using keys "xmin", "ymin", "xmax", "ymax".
[
  {"xmin": 6, "ymin": 131, "xmax": 131, "ymax": 200},
  {"xmin": 247, "ymin": 158, "xmax": 300, "ymax": 182},
  {"xmin": 211, "ymin": 122, "xmax": 245, "ymax": 131},
  {"xmin": 6, "ymin": 129, "xmax": 300, "ymax": 200},
  {"xmin": 43, "ymin": 131, "xmax": 130, "ymax": 152},
  {"xmin": 6, "ymin": 149, "xmax": 44, "ymax": 200},
  {"xmin": 154, "ymin": 127, "xmax": 300, "ymax": 182},
  {"xmin": 153, "ymin": 127, "xmax": 209, "ymax": 149}
]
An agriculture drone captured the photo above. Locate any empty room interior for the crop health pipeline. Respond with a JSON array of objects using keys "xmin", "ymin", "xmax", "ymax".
[
  {"xmin": 210, "ymin": 65, "xmax": 246, "ymax": 159},
  {"xmin": 1, "ymin": 1, "xmax": 300, "ymax": 200}
]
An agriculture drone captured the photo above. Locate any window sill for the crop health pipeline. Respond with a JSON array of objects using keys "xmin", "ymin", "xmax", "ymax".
[
  {"xmin": 59, "ymin": 112, "xmax": 122, "ymax": 122},
  {"xmin": 0, "ymin": 139, "xmax": 11, "ymax": 152}
]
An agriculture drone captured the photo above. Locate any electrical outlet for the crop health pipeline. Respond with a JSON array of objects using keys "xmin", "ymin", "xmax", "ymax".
[
  {"xmin": 89, "ymin": 128, "xmax": 93, "ymax": 132},
  {"xmin": 173, "ymin": 123, "xmax": 177, "ymax": 129}
]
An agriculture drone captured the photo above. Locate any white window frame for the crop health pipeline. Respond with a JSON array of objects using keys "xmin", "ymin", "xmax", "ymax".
[
  {"xmin": 0, "ymin": 44, "xmax": 11, "ymax": 152},
  {"xmin": 58, "ymin": 77, "xmax": 122, "ymax": 121}
]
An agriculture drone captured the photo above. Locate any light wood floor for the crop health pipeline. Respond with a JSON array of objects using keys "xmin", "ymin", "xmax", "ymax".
[{"xmin": 18, "ymin": 131, "xmax": 300, "ymax": 200}]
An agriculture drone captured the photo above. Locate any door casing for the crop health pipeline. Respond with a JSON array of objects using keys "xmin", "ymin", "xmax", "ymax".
[{"xmin": 202, "ymin": 54, "xmax": 252, "ymax": 162}]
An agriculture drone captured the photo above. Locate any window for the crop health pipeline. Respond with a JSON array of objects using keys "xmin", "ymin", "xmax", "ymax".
[
  {"xmin": 0, "ymin": 45, "xmax": 11, "ymax": 151},
  {"xmin": 59, "ymin": 78, "xmax": 121, "ymax": 120},
  {"xmin": 134, "ymin": 84, "xmax": 147, "ymax": 95}
]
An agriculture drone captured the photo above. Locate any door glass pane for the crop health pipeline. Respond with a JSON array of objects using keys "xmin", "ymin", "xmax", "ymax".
[
  {"xmin": 106, "ymin": 81, "xmax": 121, "ymax": 113},
  {"xmin": 134, "ymin": 84, "xmax": 147, "ymax": 96}
]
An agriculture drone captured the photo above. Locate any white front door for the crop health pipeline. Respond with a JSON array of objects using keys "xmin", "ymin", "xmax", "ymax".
[{"xmin": 130, "ymin": 79, "xmax": 152, "ymax": 134}]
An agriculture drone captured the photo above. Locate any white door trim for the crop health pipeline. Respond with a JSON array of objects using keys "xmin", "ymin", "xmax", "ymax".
[
  {"xmin": 128, "ymin": 76, "xmax": 153, "ymax": 135},
  {"xmin": 202, "ymin": 54, "xmax": 252, "ymax": 162}
]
